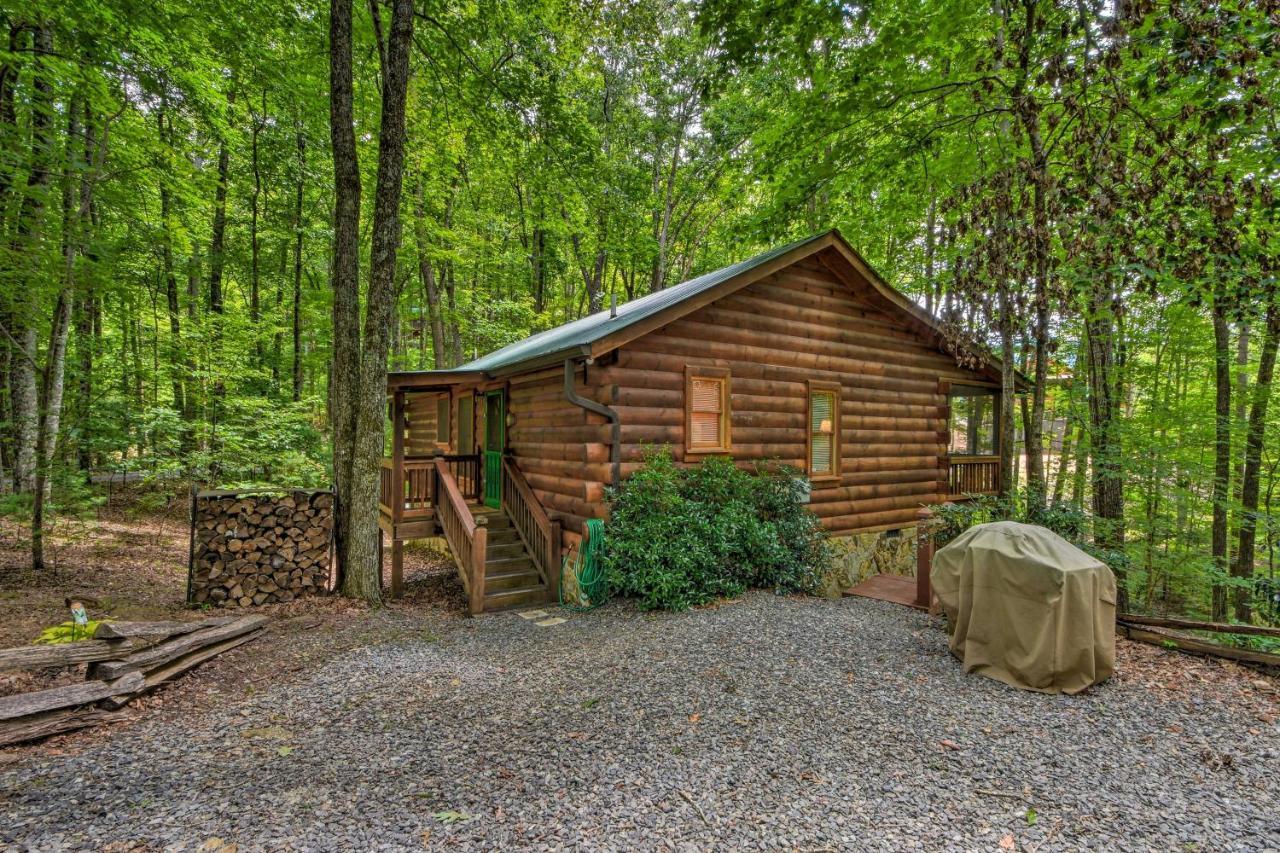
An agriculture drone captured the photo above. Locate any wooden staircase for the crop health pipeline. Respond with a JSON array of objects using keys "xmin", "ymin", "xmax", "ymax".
[{"xmin": 472, "ymin": 508, "xmax": 550, "ymax": 611}]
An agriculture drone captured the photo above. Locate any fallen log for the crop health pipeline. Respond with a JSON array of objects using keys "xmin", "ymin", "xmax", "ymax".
[
  {"xmin": 1119, "ymin": 623, "xmax": 1280, "ymax": 669},
  {"xmin": 93, "ymin": 616, "xmax": 237, "ymax": 641},
  {"xmin": 0, "ymin": 672, "xmax": 144, "ymax": 721},
  {"xmin": 1117, "ymin": 613, "xmax": 1280, "ymax": 639},
  {"xmin": 0, "ymin": 638, "xmax": 148, "ymax": 673},
  {"xmin": 90, "ymin": 615, "xmax": 267, "ymax": 680},
  {"xmin": 102, "ymin": 628, "xmax": 264, "ymax": 709},
  {"xmin": 0, "ymin": 707, "xmax": 128, "ymax": 747}
]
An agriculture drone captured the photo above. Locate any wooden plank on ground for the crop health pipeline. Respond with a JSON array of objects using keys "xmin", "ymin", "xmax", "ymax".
[
  {"xmin": 1119, "ymin": 623, "xmax": 1280, "ymax": 669},
  {"xmin": 1117, "ymin": 613, "xmax": 1280, "ymax": 639},
  {"xmin": 93, "ymin": 616, "xmax": 238, "ymax": 641},
  {"xmin": 842, "ymin": 574, "xmax": 926, "ymax": 611},
  {"xmin": 91, "ymin": 616, "xmax": 267, "ymax": 680},
  {"xmin": 0, "ymin": 638, "xmax": 148, "ymax": 673},
  {"xmin": 0, "ymin": 672, "xmax": 144, "ymax": 721},
  {"xmin": 102, "ymin": 628, "xmax": 264, "ymax": 709},
  {"xmin": 0, "ymin": 707, "xmax": 129, "ymax": 747}
]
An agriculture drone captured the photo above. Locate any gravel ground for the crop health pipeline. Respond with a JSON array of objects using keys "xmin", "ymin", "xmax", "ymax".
[{"xmin": 2, "ymin": 593, "xmax": 1277, "ymax": 851}]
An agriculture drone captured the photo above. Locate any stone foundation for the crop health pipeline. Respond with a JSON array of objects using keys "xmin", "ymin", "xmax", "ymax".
[{"xmin": 817, "ymin": 526, "xmax": 917, "ymax": 598}]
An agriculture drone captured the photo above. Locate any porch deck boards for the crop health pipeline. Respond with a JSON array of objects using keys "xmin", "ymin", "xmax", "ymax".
[{"xmin": 842, "ymin": 574, "xmax": 926, "ymax": 611}]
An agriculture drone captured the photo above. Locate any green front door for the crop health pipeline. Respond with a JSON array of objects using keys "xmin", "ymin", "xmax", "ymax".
[{"xmin": 483, "ymin": 390, "xmax": 505, "ymax": 508}]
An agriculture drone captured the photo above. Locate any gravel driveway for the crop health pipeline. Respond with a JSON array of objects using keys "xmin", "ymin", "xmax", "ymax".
[{"xmin": 2, "ymin": 593, "xmax": 1276, "ymax": 851}]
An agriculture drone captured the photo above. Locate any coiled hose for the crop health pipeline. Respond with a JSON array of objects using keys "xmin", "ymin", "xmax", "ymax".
[{"xmin": 560, "ymin": 518, "xmax": 607, "ymax": 611}]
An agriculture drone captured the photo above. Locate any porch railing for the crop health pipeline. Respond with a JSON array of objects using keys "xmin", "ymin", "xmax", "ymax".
[
  {"xmin": 434, "ymin": 457, "xmax": 487, "ymax": 614},
  {"xmin": 379, "ymin": 454, "xmax": 482, "ymax": 520},
  {"xmin": 500, "ymin": 456, "xmax": 561, "ymax": 596},
  {"xmin": 947, "ymin": 455, "xmax": 1000, "ymax": 498}
]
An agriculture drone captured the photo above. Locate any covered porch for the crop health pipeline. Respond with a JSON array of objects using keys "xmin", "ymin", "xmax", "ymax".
[
  {"xmin": 378, "ymin": 377, "xmax": 562, "ymax": 613},
  {"xmin": 942, "ymin": 383, "xmax": 1002, "ymax": 500}
]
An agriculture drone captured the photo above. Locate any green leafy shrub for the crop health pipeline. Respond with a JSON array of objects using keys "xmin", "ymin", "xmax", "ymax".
[
  {"xmin": 604, "ymin": 449, "xmax": 830, "ymax": 610},
  {"xmin": 934, "ymin": 492, "xmax": 1128, "ymax": 578}
]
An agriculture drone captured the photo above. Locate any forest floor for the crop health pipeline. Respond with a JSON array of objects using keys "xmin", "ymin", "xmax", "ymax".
[{"xmin": 1, "ymin": 503, "xmax": 1278, "ymax": 850}]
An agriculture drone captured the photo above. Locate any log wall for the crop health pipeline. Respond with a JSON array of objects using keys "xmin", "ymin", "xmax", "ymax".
[
  {"xmin": 594, "ymin": 248, "xmax": 986, "ymax": 535},
  {"xmin": 506, "ymin": 364, "xmax": 600, "ymax": 551},
  {"xmin": 405, "ymin": 391, "xmax": 447, "ymax": 456}
]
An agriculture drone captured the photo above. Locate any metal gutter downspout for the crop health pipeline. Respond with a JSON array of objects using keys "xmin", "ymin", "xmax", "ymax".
[{"xmin": 564, "ymin": 357, "xmax": 621, "ymax": 487}]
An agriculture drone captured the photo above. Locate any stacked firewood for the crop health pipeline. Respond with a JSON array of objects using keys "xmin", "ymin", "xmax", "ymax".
[
  {"xmin": 190, "ymin": 490, "xmax": 333, "ymax": 607},
  {"xmin": 0, "ymin": 616, "xmax": 266, "ymax": 746}
]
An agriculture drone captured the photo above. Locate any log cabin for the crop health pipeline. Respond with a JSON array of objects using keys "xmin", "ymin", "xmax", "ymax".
[{"xmin": 381, "ymin": 230, "xmax": 1018, "ymax": 613}]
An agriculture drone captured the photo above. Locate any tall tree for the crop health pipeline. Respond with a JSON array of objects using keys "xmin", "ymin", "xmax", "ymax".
[{"xmin": 329, "ymin": 0, "xmax": 414, "ymax": 601}]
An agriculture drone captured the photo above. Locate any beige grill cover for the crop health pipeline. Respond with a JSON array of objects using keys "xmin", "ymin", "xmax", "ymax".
[{"xmin": 931, "ymin": 521, "xmax": 1116, "ymax": 694}]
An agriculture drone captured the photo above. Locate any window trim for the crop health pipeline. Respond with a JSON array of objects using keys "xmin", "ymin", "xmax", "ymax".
[
  {"xmin": 685, "ymin": 364, "xmax": 732, "ymax": 454},
  {"xmin": 456, "ymin": 393, "xmax": 474, "ymax": 455},
  {"xmin": 806, "ymin": 379, "xmax": 841, "ymax": 481},
  {"xmin": 436, "ymin": 396, "xmax": 451, "ymax": 445}
]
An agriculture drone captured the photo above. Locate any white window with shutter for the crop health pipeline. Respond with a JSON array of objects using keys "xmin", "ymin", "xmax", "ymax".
[
  {"xmin": 685, "ymin": 366, "xmax": 730, "ymax": 453},
  {"xmin": 808, "ymin": 381, "xmax": 840, "ymax": 478}
]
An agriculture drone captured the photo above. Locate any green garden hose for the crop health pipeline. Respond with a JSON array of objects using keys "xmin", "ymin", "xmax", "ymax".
[{"xmin": 560, "ymin": 518, "xmax": 608, "ymax": 611}]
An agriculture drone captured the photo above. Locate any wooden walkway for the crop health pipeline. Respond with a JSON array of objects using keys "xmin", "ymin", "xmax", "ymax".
[{"xmin": 843, "ymin": 574, "xmax": 927, "ymax": 611}]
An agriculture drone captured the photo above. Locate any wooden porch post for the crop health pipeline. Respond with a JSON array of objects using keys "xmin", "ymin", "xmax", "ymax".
[
  {"xmin": 916, "ymin": 507, "xmax": 934, "ymax": 609},
  {"xmin": 391, "ymin": 390, "xmax": 405, "ymax": 597},
  {"xmin": 469, "ymin": 517, "xmax": 488, "ymax": 615}
]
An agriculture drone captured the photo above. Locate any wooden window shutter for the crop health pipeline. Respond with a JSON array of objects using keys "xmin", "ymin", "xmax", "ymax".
[
  {"xmin": 686, "ymin": 366, "xmax": 731, "ymax": 452},
  {"xmin": 808, "ymin": 381, "xmax": 840, "ymax": 478}
]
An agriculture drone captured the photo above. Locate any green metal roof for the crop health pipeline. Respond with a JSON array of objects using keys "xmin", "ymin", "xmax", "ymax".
[
  {"xmin": 388, "ymin": 230, "xmax": 1023, "ymax": 389},
  {"xmin": 409, "ymin": 233, "xmax": 829, "ymax": 378}
]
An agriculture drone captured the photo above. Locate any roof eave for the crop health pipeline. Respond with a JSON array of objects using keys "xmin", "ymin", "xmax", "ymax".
[
  {"xmin": 386, "ymin": 369, "xmax": 488, "ymax": 392},
  {"xmin": 484, "ymin": 344, "xmax": 593, "ymax": 379}
]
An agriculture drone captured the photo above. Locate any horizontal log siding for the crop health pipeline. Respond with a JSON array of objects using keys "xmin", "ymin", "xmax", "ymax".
[
  {"xmin": 404, "ymin": 392, "xmax": 446, "ymax": 456},
  {"xmin": 600, "ymin": 251, "xmax": 982, "ymax": 535},
  {"xmin": 506, "ymin": 365, "xmax": 600, "ymax": 550}
]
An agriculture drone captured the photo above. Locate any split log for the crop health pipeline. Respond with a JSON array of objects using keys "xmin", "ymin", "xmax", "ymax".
[
  {"xmin": 1119, "ymin": 623, "xmax": 1280, "ymax": 669},
  {"xmin": 93, "ymin": 615, "xmax": 237, "ymax": 640},
  {"xmin": 101, "ymin": 628, "xmax": 265, "ymax": 709},
  {"xmin": 91, "ymin": 615, "xmax": 268, "ymax": 680},
  {"xmin": 190, "ymin": 490, "xmax": 333, "ymax": 607},
  {"xmin": 0, "ymin": 707, "xmax": 128, "ymax": 747},
  {"xmin": 0, "ymin": 638, "xmax": 148, "ymax": 673},
  {"xmin": 0, "ymin": 672, "xmax": 143, "ymax": 721},
  {"xmin": 1117, "ymin": 614, "xmax": 1280, "ymax": 640}
]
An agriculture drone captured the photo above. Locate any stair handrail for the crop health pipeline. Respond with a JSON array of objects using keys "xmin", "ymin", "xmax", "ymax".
[
  {"xmin": 434, "ymin": 457, "xmax": 487, "ymax": 614},
  {"xmin": 500, "ymin": 456, "xmax": 561, "ymax": 597}
]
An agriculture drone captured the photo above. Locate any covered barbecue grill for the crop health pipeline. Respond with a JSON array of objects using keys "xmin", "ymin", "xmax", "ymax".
[{"xmin": 931, "ymin": 521, "xmax": 1116, "ymax": 694}]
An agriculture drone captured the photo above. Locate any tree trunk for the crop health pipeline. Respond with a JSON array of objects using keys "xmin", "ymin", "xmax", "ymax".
[
  {"xmin": 34, "ymin": 92, "xmax": 97, "ymax": 569},
  {"xmin": 1210, "ymin": 297, "xmax": 1232, "ymax": 621},
  {"xmin": 250, "ymin": 94, "xmax": 264, "ymax": 367},
  {"xmin": 1085, "ymin": 284, "xmax": 1126, "ymax": 612},
  {"xmin": 996, "ymin": 285, "xmax": 1016, "ymax": 498},
  {"xmin": 341, "ymin": 0, "xmax": 414, "ymax": 603},
  {"xmin": 413, "ymin": 177, "xmax": 446, "ymax": 368},
  {"xmin": 329, "ymin": 0, "xmax": 362, "ymax": 594},
  {"xmin": 157, "ymin": 109, "xmax": 185, "ymax": 424},
  {"xmin": 292, "ymin": 128, "xmax": 305, "ymax": 402},
  {"xmin": 1234, "ymin": 302, "xmax": 1279, "ymax": 622},
  {"xmin": 208, "ymin": 108, "xmax": 230, "ymax": 316},
  {"xmin": 7, "ymin": 23, "xmax": 53, "ymax": 495}
]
